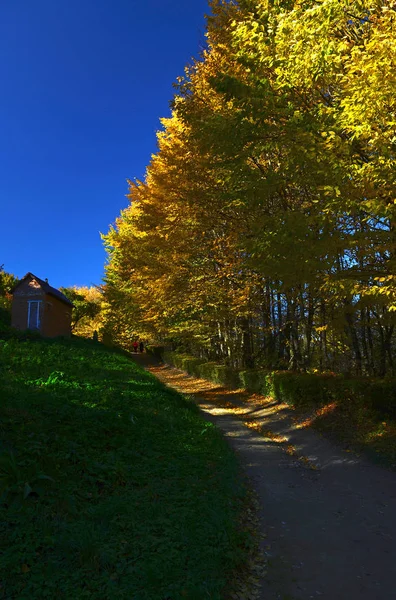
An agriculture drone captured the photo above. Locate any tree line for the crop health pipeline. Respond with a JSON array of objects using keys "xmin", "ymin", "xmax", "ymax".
[
  {"xmin": 0, "ymin": 266, "xmax": 18, "ymax": 330},
  {"xmin": 102, "ymin": 0, "xmax": 395, "ymax": 376}
]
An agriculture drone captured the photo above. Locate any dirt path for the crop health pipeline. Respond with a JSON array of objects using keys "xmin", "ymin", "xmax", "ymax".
[{"xmin": 133, "ymin": 355, "xmax": 396, "ymax": 600}]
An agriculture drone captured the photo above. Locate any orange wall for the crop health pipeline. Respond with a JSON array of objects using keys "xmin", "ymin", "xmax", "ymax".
[
  {"xmin": 12, "ymin": 281, "xmax": 45, "ymax": 331},
  {"xmin": 41, "ymin": 294, "xmax": 72, "ymax": 338},
  {"xmin": 12, "ymin": 281, "xmax": 72, "ymax": 337}
]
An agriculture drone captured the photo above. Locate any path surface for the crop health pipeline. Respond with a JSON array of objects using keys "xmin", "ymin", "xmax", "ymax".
[{"xmin": 133, "ymin": 354, "xmax": 396, "ymax": 600}]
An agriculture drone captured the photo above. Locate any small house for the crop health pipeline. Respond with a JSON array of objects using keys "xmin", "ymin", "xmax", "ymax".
[{"xmin": 11, "ymin": 273, "xmax": 73, "ymax": 337}]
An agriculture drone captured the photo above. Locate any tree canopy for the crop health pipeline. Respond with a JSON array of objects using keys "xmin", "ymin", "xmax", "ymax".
[
  {"xmin": 60, "ymin": 286, "xmax": 103, "ymax": 338},
  {"xmin": 0, "ymin": 266, "xmax": 18, "ymax": 330},
  {"xmin": 103, "ymin": 0, "xmax": 395, "ymax": 376}
]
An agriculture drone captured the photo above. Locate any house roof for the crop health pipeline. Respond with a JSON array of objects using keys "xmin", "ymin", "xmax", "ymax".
[{"xmin": 12, "ymin": 273, "xmax": 74, "ymax": 307}]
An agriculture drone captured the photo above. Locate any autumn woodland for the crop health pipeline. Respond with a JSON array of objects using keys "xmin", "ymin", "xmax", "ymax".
[
  {"xmin": 102, "ymin": 0, "xmax": 395, "ymax": 377},
  {"xmin": 2, "ymin": 0, "xmax": 395, "ymax": 376},
  {"xmin": 1, "ymin": 2, "xmax": 396, "ymax": 596}
]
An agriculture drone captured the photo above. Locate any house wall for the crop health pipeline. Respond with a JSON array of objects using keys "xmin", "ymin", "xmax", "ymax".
[
  {"xmin": 11, "ymin": 278, "xmax": 72, "ymax": 337},
  {"xmin": 11, "ymin": 279, "xmax": 45, "ymax": 331},
  {"xmin": 41, "ymin": 294, "xmax": 72, "ymax": 338}
]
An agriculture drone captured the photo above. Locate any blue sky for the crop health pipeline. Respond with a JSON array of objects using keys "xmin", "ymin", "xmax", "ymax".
[{"xmin": 0, "ymin": 0, "xmax": 209, "ymax": 288}]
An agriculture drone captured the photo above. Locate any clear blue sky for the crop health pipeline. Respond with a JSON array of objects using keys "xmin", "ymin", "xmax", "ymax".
[{"xmin": 0, "ymin": 0, "xmax": 209, "ymax": 288}]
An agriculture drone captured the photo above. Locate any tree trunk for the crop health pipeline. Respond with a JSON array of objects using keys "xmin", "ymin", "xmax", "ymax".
[{"xmin": 344, "ymin": 303, "xmax": 362, "ymax": 375}]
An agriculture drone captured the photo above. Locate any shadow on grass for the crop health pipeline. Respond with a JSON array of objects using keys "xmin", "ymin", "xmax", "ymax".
[{"xmin": 0, "ymin": 338, "xmax": 248, "ymax": 600}]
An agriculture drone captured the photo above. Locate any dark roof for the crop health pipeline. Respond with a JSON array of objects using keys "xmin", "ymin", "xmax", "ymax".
[{"xmin": 12, "ymin": 273, "xmax": 74, "ymax": 307}]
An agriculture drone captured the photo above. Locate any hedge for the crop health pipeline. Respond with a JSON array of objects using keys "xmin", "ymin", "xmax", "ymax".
[
  {"xmin": 163, "ymin": 351, "xmax": 396, "ymax": 419},
  {"xmin": 145, "ymin": 345, "xmax": 165, "ymax": 361},
  {"xmin": 163, "ymin": 352, "xmax": 240, "ymax": 387}
]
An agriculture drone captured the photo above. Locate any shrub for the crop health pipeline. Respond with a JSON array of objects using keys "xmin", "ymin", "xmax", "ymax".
[
  {"xmin": 180, "ymin": 356, "xmax": 207, "ymax": 376},
  {"xmin": 145, "ymin": 345, "xmax": 165, "ymax": 361},
  {"xmin": 163, "ymin": 351, "xmax": 186, "ymax": 369},
  {"xmin": 165, "ymin": 353, "xmax": 239, "ymax": 387},
  {"xmin": 0, "ymin": 306, "xmax": 11, "ymax": 330},
  {"xmin": 270, "ymin": 372, "xmax": 339, "ymax": 407},
  {"xmin": 238, "ymin": 370, "xmax": 266, "ymax": 393},
  {"xmin": 165, "ymin": 351, "xmax": 396, "ymax": 419},
  {"xmin": 197, "ymin": 363, "xmax": 238, "ymax": 387},
  {"xmin": 363, "ymin": 381, "xmax": 396, "ymax": 419}
]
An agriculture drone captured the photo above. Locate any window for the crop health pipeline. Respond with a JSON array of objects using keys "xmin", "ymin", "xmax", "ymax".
[{"xmin": 27, "ymin": 301, "xmax": 42, "ymax": 330}]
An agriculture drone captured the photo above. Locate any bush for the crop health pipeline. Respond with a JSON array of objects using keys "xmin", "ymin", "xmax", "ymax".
[
  {"xmin": 270, "ymin": 372, "xmax": 338, "ymax": 407},
  {"xmin": 165, "ymin": 353, "xmax": 239, "ymax": 387},
  {"xmin": 145, "ymin": 345, "xmax": 165, "ymax": 361},
  {"xmin": 164, "ymin": 351, "xmax": 396, "ymax": 419},
  {"xmin": 363, "ymin": 380, "xmax": 396, "ymax": 419},
  {"xmin": 0, "ymin": 305, "xmax": 11, "ymax": 329},
  {"xmin": 198, "ymin": 362, "xmax": 239, "ymax": 387},
  {"xmin": 163, "ymin": 351, "xmax": 186, "ymax": 369},
  {"xmin": 238, "ymin": 370, "xmax": 266, "ymax": 393},
  {"xmin": 180, "ymin": 356, "xmax": 207, "ymax": 376},
  {"xmin": 0, "ymin": 326, "xmax": 43, "ymax": 342}
]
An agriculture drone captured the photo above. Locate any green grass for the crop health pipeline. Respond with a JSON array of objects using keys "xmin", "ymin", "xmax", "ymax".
[{"xmin": 0, "ymin": 337, "xmax": 248, "ymax": 599}]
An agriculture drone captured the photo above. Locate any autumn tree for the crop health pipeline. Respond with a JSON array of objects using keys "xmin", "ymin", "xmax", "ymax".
[
  {"xmin": 0, "ymin": 266, "xmax": 18, "ymax": 330},
  {"xmin": 60, "ymin": 286, "xmax": 103, "ymax": 338},
  {"xmin": 103, "ymin": 0, "xmax": 395, "ymax": 375}
]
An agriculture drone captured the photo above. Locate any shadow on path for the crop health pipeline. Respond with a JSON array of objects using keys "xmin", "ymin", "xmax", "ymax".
[{"xmin": 134, "ymin": 356, "xmax": 396, "ymax": 600}]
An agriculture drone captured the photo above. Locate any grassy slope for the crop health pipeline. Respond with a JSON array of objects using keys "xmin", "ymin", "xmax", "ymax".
[{"xmin": 0, "ymin": 338, "xmax": 247, "ymax": 600}]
